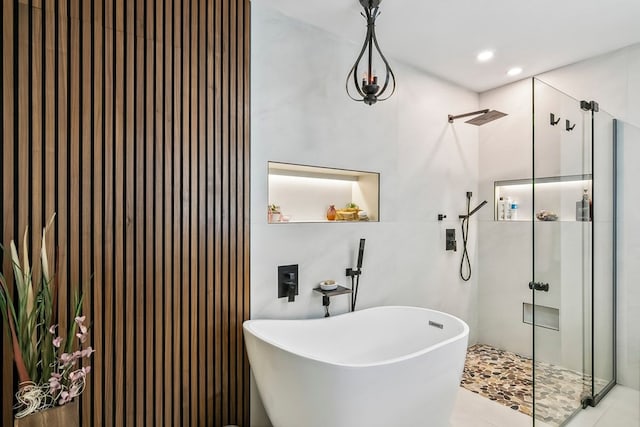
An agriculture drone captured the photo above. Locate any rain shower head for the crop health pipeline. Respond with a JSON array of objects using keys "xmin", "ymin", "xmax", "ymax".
[{"xmin": 448, "ymin": 109, "xmax": 507, "ymax": 125}]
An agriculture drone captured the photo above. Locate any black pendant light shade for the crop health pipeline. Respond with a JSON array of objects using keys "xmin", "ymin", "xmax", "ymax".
[{"xmin": 346, "ymin": 0, "xmax": 396, "ymax": 106}]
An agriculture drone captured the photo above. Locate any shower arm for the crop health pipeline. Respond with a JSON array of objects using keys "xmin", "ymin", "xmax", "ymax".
[{"xmin": 448, "ymin": 109, "xmax": 490, "ymax": 123}]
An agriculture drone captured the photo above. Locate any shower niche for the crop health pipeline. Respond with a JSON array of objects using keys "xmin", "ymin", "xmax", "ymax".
[
  {"xmin": 494, "ymin": 174, "xmax": 592, "ymax": 222},
  {"xmin": 267, "ymin": 162, "xmax": 380, "ymax": 223}
]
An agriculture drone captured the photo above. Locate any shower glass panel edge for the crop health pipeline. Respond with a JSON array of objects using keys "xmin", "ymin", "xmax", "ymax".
[{"xmin": 588, "ymin": 113, "xmax": 617, "ymax": 406}]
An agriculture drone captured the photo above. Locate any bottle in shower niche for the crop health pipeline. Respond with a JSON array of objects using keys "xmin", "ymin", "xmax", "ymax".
[
  {"xmin": 498, "ymin": 197, "xmax": 505, "ymax": 220},
  {"xmin": 576, "ymin": 189, "xmax": 591, "ymax": 221},
  {"xmin": 505, "ymin": 197, "xmax": 513, "ymax": 220},
  {"xmin": 510, "ymin": 201, "xmax": 519, "ymax": 221}
]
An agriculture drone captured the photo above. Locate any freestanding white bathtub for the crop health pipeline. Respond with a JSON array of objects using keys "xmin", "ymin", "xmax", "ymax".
[{"xmin": 244, "ymin": 306, "xmax": 469, "ymax": 427}]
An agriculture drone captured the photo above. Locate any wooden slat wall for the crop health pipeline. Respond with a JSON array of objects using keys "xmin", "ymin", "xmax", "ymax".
[{"xmin": 1, "ymin": 0, "xmax": 251, "ymax": 426}]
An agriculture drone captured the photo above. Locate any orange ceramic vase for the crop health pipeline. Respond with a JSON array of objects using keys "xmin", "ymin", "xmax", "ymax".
[{"xmin": 326, "ymin": 205, "xmax": 337, "ymax": 221}]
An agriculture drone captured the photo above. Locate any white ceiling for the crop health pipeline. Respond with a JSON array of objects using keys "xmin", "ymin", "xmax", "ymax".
[{"xmin": 254, "ymin": 0, "xmax": 640, "ymax": 92}]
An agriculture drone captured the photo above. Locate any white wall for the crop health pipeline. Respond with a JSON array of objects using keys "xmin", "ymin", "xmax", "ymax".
[
  {"xmin": 251, "ymin": 4, "xmax": 480, "ymax": 426},
  {"xmin": 476, "ymin": 80, "xmax": 534, "ymax": 359}
]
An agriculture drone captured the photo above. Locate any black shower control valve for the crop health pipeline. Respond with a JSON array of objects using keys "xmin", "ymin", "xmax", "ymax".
[
  {"xmin": 446, "ymin": 229, "xmax": 457, "ymax": 252},
  {"xmin": 438, "ymin": 214, "xmax": 447, "ymax": 221},
  {"xmin": 278, "ymin": 264, "xmax": 299, "ymax": 301},
  {"xmin": 528, "ymin": 281, "xmax": 550, "ymax": 292}
]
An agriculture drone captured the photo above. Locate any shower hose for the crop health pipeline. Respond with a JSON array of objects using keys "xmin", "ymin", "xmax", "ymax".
[{"xmin": 460, "ymin": 197, "xmax": 472, "ymax": 281}]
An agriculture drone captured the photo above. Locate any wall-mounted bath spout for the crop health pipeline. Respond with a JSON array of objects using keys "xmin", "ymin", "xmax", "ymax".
[{"xmin": 448, "ymin": 109, "xmax": 507, "ymax": 125}]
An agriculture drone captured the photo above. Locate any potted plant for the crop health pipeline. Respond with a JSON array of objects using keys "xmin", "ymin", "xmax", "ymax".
[{"xmin": 0, "ymin": 214, "xmax": 93, "ymax": 426}]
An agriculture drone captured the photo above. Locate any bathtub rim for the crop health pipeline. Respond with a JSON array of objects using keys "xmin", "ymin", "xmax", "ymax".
[{"xmin": 243, "ymin": 305, "xmax": 469, "ymax": 368}]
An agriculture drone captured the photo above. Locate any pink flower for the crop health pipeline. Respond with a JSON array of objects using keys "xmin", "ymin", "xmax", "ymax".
[
  {"xmin": 79, "ymin": 324, "xmax": 88, "ymax": 334},
  {"xmin": 75, "ymin": 316, "xmax": 86, "ymax": 325},
  {"xmin": 80, "ymin": 347, "xmax": 95, "ymax": 358},
  {"xmin": 69, "ymin": 366, "xmax": 91, "ymax": 382},
  {"xmin": 60, "ymin": 352, "xmax": 77, "ymax": 367},
  {"xmin": 59, "ymin": 391, "xmax": 70, "ymax": 405},
  {"xmin": 49, "ymin": 373, "xmax": 62, "ymax": 392},
  {"xmin": 76, "ymin": 332, "xmax": 87, "ymax": 343},
  {"xmin": 53, "ymin": 336, "xmax": 62, "ymax": 348},
  {"xmin": 49, "ymin": 324, "xmax": 57, "ymax": 335},
  {"xmin": 68, "ymin": 383, "xmax": 82, "ymax": 398}
]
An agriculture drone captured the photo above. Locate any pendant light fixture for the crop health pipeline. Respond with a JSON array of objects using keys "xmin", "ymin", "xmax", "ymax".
[{"xmin": 346, "ymin": 0, "xmax": 396, "ymax": 106}]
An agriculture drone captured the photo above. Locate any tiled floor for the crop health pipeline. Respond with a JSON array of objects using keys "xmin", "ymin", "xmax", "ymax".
[
  {"xmin": 451, "ymin": 387, "xmax": 550, "ymax": 427},
  {"xmin": 461, "ymin": 344, "xmax": 608, "ymax": 425},
  {"xmin": 565, "ymin": 385, "xmax": 640, "ymax": 427},
  {"xmin": 450, "ymin": 385, "xmax": 640, "ymax": 427}
]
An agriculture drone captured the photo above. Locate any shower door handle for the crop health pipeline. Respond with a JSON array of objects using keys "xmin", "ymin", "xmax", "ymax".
[{"xmin": 528, "ymin": 281, "xmax": 549, "ymax": 292}]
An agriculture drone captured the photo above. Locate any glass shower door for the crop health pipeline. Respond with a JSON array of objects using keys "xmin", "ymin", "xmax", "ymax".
[
  {"xmin": 589, "ymin": 108, "xmax": 616, "ymax": 400},
  {"xmin": 531, "ymin": 79, "xmax": 592, "ymax": 426}
]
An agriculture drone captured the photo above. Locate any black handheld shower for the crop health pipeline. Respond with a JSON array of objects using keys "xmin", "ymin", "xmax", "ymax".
[
  {"xmin": 459, "ymin": 193, "xmax": 487, "ymax": 281},
  {"xmin": 357, "ymin": 238, "xmax": 366, "ymax": 270},
  {"xmin": 347, "ymin": 238, "xmax": 366, "ymax": 311}
]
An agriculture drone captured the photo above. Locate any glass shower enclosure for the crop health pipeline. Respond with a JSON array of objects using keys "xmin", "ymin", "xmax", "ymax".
[{"xmin": 531, "ymin": 78, "xmax": 616, "ymax": 426}]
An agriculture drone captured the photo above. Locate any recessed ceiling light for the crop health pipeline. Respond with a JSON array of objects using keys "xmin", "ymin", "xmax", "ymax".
[
  {"xmin": 507, "ymin": 67, "xmax": 523, "ymax": 76},
  {"xmin": 477, "ymin": 50, "xmax": 494, "ymax": 62}
]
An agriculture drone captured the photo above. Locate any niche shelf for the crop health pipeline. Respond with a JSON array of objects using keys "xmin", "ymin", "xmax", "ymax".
[
  {"xmin": 268, "ymin": 162, "xmax": 380, "ymax": 224},
  {"xmin": 523, "ymin": 302, "xmax": 560, "ymax": 331},
  {"xmin": 494, "ymin": 174, "xmax": 592, "ymax": 222}
]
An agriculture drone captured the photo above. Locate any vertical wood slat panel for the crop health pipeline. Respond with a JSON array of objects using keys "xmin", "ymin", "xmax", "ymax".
[
  {"xmin": 197, "ymin": 0, "xmax": 206, "ymax": 425},
  {"xmin": 80, "ymin": 0, "xmax": 93, "ymax": 424},
  {"xmin": 205, "ymin": 0, "xmax": 215, "ymax": 422},
  {"xmin": 214, "ymin": 0, "xmax": 223, "ymax": 424},
  {"xmin": 1, "ymin": 0, "xmax": 15, "ymax": 425},
  {"xmin": 221, "ymin": 0, "xmax": 230, "ymax": 421},
  {"xmin": 113, "ymin": 0, "xmax": 125, "ymax": 423},
  {"xmin": 102, "ymin": 0, "xmax": 115, "ymax": 423},
  {"xmin": 144, "ymin": 0, "xmax": 157, "ymax": 424},
  {"xmin": 1, "ymin": 1, "xmax": 251, "ymax": 425},
  {"xmin": 134, "ymin": 1, "xmax": 146, "ymax": 425},
  {"xmin": 31, "ymin": 4, "xmax": 42, "ymax": 290},
  {"xmin": 124, "ymin": 0, "xmax": 135, "ymax": 424},
  {"xmin": 181, "ymin": 0, "xmax": 190, "ymax": 422},
  {"xmin": 153, "ymin": 0, "xmax": 165, "ymax": 423},
  {"xmin": 92, "ymin": 0, "xmax": 104, "ymax": 424}
]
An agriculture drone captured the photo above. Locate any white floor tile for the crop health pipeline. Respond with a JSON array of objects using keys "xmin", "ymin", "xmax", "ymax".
[
  {"xmin": 566, "ymin": 385, "xmax": 640, "ymax": 427},
  {"xmin": 451, "ymin": 385, "xmax": 639, "ymax": 427},
  {"xmin": 451, "ymin": 388, "xmax": 534, "ymax": 427}
]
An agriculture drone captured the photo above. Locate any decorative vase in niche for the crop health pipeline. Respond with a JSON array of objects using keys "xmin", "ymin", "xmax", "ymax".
[
  {"xmin": 326, "ymin": 205, "xmax": 337, "ymax": 221},
  {"xmin": 14, "ymin": 400, "xmax": 79, "ymax": 427}
]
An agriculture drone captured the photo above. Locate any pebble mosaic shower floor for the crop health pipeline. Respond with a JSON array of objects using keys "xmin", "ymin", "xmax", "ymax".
[{"xmin": 460, "ymin": 344, "xmax": 601, "ymax": 426}]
